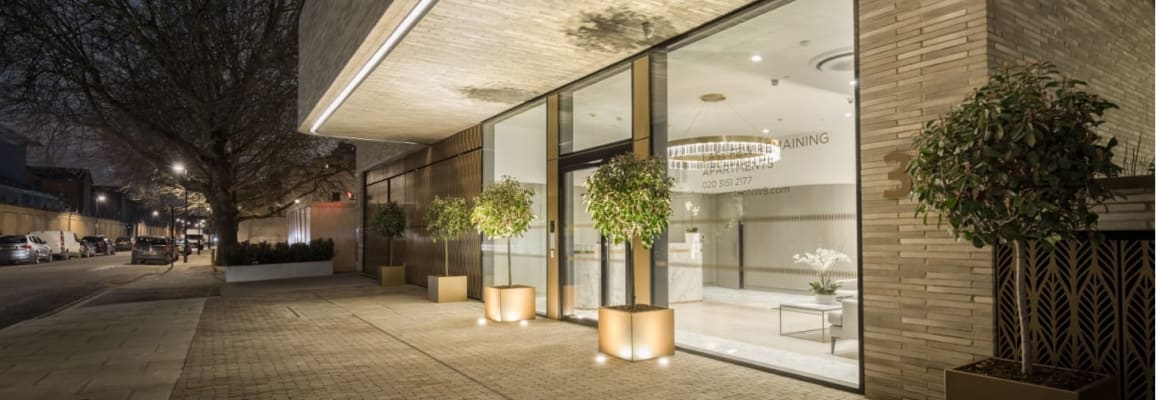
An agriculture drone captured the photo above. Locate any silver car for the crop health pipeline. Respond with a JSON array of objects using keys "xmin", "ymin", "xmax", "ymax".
[{"xmin": 0, "ymin": 234, "xmax": 52, "ymax": 265}]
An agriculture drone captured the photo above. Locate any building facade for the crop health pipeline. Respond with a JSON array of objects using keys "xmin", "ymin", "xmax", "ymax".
[{"xmin": 298, "ymin": 1, "xmax": 1154, "ymax": 398}]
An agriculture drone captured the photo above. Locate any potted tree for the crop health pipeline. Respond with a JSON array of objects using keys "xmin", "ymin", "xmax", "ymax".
[
  {"xmin": 370, "ymin": 201, "xmax": 406, "ymax": 287},
  {"xmin": 424, "ymin": 196, "xmax": 472, "ymax": 303},
  {"xmin": 471, "ymin": 176, "xmax": 536, "ymax": 322},
  {"xmin": 583, "ymin": 154, "xmax": 675, "ymax": 361},
  {"xmin": 908, "ymin": 63, "xmax": 1121, "ymax": 399}
]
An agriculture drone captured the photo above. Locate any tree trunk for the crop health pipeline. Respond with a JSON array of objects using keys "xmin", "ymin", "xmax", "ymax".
[
  {"xmin": 443, "ymin": 241, "xmax": 449, "ymax": 276},
  {"xmin": 625, "ymin": 240, "xmax": 635, "ymax": 307},
  {"xmin": 506, "ymin": 237, "xmax": 512, "ymax": 287},
  {"xmin": 213, "ymin": 206, "xmax": 239, "ymax": 266},
  {"xmin": 387, "ymin": 237, "xmax": 393, "ymax": 266},
  {"xmin": 1014, "ymin": 239, "xmax": 1034, "ymax": 375}
]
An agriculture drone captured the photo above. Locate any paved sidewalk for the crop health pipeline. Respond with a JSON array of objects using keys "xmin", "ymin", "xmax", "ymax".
[
  {"xmin": 172, "ymin": 275, "xmax": 863, "ymax": 400},
  {"xmin": 0, "ymin": 254, "xmax": 220, "ymax": 400},
  {"xmin": 0, "ymin": 299, "xmax": 204, "ymax": 400}
]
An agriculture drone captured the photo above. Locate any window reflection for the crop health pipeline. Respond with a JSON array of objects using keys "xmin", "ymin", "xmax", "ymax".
[{"xmin": 662, "ymin": 0, "xmax": 860, "ymax": 388}]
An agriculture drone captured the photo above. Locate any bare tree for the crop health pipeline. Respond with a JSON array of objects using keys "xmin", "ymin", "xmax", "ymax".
[{"xmin": 0, "ymin": 0, "xmax": 351, "ymax": 264}]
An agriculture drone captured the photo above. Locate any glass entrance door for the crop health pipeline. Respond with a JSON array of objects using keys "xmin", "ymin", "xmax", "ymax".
[{"xmin": 561, "ymin": 165, "xmax": 627, "ymax": 321}]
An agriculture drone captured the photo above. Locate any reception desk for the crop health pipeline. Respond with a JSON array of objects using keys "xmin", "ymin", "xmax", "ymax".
[{"xmin": 669, "ymin": 233, "xmax": 704, "ymax": 303}]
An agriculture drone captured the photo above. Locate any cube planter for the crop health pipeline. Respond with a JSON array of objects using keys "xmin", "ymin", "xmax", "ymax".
[
  {"xmin": 598, "ymin": 305, "xmax": 674, "ymax": 361},
  {"xmin": 427, "ymin": 275, "xmax": 467, "ymax": 303},
  {"xmin": 945, "ymin": 358, "xmax": 1116, "ymax": 400},
  {"xmin": 379, "ymin": 265, "xmax": 405, "ymax": 287},
  {"xmin": 483, "ymin": 285, "xmax": 535, "ymax": 322}
]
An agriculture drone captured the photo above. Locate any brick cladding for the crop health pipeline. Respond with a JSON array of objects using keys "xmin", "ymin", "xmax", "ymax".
[
  {"xmin": 987, "ymin": 0, "xmax": 1155, "ymax": 172},
  {"xmin": 857, "ymin": 0, "xmax": 995, "ymax": 399},
  {"xmin": 859, "ymin": 0, "xmax": 1154, "ymax": 399}
]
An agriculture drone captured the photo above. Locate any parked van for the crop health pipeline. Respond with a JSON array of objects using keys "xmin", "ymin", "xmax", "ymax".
[{"xmin": 31, "ymin": 230, "xmax": 84, "ymax": 260}]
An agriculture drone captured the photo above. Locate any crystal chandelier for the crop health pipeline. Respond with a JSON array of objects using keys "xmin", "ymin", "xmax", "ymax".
[
  {"xmin": 666, "ymin": 93, "xmax": 781, "ymax": 170},
  {"xmin": 668, "ymin": 136, "xmax": 781, "ymax": 170}
]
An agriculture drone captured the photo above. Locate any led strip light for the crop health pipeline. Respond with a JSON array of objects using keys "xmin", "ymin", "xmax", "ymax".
[{"xmin": 309, "ymin": 0, "xmax": 438, "ymax": 135}]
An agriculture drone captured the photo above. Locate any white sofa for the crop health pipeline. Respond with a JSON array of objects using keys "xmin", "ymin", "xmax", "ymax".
[
  {"xmin": 827, "ymin": 298, "xmax": 859, "ymax": 354},
  {"xmin": 834, "ymin": 278, "xmax": 858, "ymax": 299}
]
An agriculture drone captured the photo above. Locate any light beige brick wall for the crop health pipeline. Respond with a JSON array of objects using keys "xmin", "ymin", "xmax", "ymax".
[
  {"xmin": 857, "ymin": 1, "xmax": 995, "ymax": 399},
  {"xmin": 987, "ymin": 0, "xmax": 1155, "ymax": 173}
]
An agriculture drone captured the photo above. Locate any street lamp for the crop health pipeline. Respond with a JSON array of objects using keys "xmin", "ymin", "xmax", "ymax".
[{"xmin": 95, "ymin": 194, "xmax": 106, "ymax": 232}]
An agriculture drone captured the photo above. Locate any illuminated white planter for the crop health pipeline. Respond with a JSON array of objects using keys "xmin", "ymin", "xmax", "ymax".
[
  {"xmin": 379, "ymin": 265, "xmax": 405, "ymax": 287},
  {"xmin": 483, "ymin": 286, "xmax": 535, "ymax": 322},
  {"xmin": 428, "ymin": 275, "xmax": 467, "ymax": 303},
  {"xmin": 598, "ymin": 305, "xmax": 674, "ymax": 361}
]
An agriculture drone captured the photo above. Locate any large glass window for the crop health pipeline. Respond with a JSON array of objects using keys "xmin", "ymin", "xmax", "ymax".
[
  {"xmin": 483, "ymin": 102, "xmax": 548, "ymax": 314},
  {"xmin": 559, "ymin": 66, "xmax": 632, "ymax": 153},
  {"xmin": 659, "ymin": 0, "xmax": 860, "ymax": 388}
]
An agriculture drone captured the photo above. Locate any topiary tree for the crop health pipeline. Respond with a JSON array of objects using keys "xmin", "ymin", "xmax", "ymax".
[
  {"xmin": 425, "ymin": 196, "xmax": 472, "ymax": 276},
  {"xmin": 907, "ymin": 62, "xmax": 1121, "ymax": 375},
  {"xmin": 583, "ymin": 154, "xmax": 674, "ymax": 307},
  {"xmin": 370, "ymin": 201, "xmax": 406, "ymax": 265},
  {"xmin": 471, "ymin": 176, "xmax": 534, "ymax": 287}
]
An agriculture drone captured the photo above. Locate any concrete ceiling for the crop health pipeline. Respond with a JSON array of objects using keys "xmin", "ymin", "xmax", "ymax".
[{"xmin": 304, "ymin": 0, "xmax": 757, "ymax": 143}]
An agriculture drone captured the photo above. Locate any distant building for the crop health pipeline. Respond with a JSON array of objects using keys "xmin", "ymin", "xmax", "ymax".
[
  {"xmin": 0, "ymin": 125, "xmax": 35, "ymax": 184},
  {"xmin": 92, "ymin": 185, "xmax": 157, "ymax": 238},
  {"xmin": 27, "ymin": 166, "xmax": 94, "ymax": 215},
  {"xmin": 0, "ymin": 126, "xmax": 63, "ymax": 210}
]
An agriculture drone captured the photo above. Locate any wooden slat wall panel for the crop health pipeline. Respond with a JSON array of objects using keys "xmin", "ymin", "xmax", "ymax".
[
  {"xmin": 360, "ymin": 126, "xmax": 484, "ymax": 298},
  {"xmin": 362, "ymin": 180, "xmax": 392, "ymax": 274}
]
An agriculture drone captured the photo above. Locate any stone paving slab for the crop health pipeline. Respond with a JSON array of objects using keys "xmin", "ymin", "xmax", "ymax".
[
  {"xmin": 172, "ymin": 276, "xmax": 863, "ymax": 400},
  {"xmin": 0, "ymin": 298, "xmax": 206, "ymax": 400}
]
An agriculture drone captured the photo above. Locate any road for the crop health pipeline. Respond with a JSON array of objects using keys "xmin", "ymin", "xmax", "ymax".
[{"xmin": 0, "ymin": 253, "xmax": 171, "ymax": 329}]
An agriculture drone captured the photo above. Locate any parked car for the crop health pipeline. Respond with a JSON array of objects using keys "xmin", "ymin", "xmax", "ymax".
[
  {"xmin": 0, "ymin": 234, "xmax": 52, "ymax": 264},
  {"xmin": 31, "ymin": 230, "xmax": 83, "ymax": 260},
  {"xmin": 78, "ymin": 241, "xmax": 95, "ymax": 258},
  {"xmin": 186, "ymin": 234, "xmax": 205, "ymax": 252},
  {"xmin": 114, "ymin": 237, "xmax": 133, "ymax": 252},
  {"xmin": 131, "ymin": 236, "xmax": 175, "ymax": 265},
  {"xmin": 82, "ymin": 235, "xmax": 115, "ymax": 255}
]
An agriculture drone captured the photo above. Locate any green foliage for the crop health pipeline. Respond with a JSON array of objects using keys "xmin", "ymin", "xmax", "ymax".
[
  {"xmin": 224, "ymin": 239, "xmax": 335, "ymax": 266},
  {"xmin": 471, "ymin": 177, "xmax": 534, "ymax": 239},
  {"xmin": 425, "ymin": 196, "xmax": 472, "ymax": 242},
  {"xmin": 369, "ymin": 201, "xmax": 406, "ymax": 238},
  {"xmin": 809, "ymin": 281, "xmax": 840, "ymax": 296},
  {"xmin": 907, "ymin": 62, "xmax": 1122, "ymax": 251},
  {"xmin": 583, "ymin": 154, "xmax": 674, "ymax": 249}
]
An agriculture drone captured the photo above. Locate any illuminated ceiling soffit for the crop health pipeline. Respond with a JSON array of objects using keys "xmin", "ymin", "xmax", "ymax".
[{"xmin": 307, "ymin": 0, "xmax": 756, "ymax": 143}]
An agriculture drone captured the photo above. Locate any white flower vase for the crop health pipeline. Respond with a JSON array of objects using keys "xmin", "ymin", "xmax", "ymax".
[
  {"xmin": 684, "ymin": 232, "xmax": 701, "ymax": 244},
  {"xmin": 814, "ymin": 294, "xmax": 836, "ymax": 305}
]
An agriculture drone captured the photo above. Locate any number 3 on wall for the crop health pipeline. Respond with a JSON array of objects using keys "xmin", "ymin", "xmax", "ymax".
[{"xmin": 882, "ymin": 150, "xmax": 912, "ymax": 200}]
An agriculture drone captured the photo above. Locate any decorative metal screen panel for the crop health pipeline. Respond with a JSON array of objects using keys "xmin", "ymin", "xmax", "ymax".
[{"xmin": 994, "ymin": 233, "xmax": 1154, "ymax": 400}]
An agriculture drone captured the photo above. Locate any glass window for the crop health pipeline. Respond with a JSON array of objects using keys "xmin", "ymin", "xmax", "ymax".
[
  {"xmin": 483, "ymin": 101, "xmax": 548, "ymax": 314},
  {"xmin": 659, "ymin": 0, "xmax": 860, "ymax": 388},
  {"xmin": 560, "ymin": 66, "xmax": 632, "ymax": 153}
]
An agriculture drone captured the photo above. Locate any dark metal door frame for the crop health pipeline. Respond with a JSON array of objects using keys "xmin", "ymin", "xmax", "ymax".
[{"xmin": 556, "ymin": 140, "xmax": 632, "ymax": 321}]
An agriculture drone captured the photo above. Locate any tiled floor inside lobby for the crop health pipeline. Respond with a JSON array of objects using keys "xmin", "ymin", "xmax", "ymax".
[
  {"xmin": 672, "ymin": 287, "xmax": 859, "ymax": 387},
  {"xmin": 570, "ymin": 286, "xmax": 859, "ymax": 387}
]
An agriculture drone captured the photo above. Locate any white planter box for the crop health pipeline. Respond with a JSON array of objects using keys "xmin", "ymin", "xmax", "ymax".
[{"xmin": 225, "ymin": 261, "xmax": 333, "ymax": 283}]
